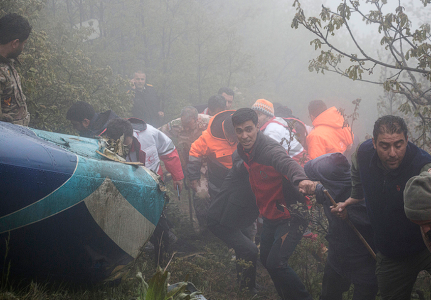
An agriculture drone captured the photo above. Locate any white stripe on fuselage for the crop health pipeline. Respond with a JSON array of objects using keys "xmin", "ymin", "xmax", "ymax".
[{"xmin": 83, "ymin": 177, "xmax": 155, "ymax": 258}]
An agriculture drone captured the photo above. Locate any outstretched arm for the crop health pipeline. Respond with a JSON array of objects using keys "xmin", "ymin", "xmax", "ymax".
[
  {"xmin": 153, "ymin": 128, "xmax": 184, "ymax": 192},
  {"xmin": 267, "ymin": 143, "xmax": 316, "ymax": 195},
  {"xmin": 187, "ymin": 135, "xmax": 209, "ymax": 192},
  {"xmin": 331, "ymin": 149, "xmax": 364, "ymax": 219}
]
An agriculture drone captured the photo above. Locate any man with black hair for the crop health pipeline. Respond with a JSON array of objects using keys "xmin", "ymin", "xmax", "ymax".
[
  {"xmin": 218, "ymin": 87, "xmax": 235, "ymax": 110},
  {"xmin": 66, "ymin": 101, "xmax": 119, "ymax": 137},
  {"xmin": 207, "ymin": 94, "xmax": 226, "ymax": 116},
  {"xmin": 195, "ymin": 88, "xmax": 234, "ymax": 114},
  {"xmin": 333, "ymin": 115, "xmax": 431, "ymax": 300},
  {"xmin": 306, "ymin": 100, "xmax": 354, "ymax": 159},
  {"xmin": 0, "ymin": 13, "xmax": 32, "ymax": 126},
  {"xmin": 104, "ymin": 117, "xmax": 184, "ymax": 266},
  {"xmin": 273, "ymin": 102, "xmax": 312, "ymax": 149},
  {"xmin": 273, "ymin": 102, "xmax": 294, "ymax": 118},
  {"xmin": 229, "ymin": 108, "xmax": 315, "ymax": 300}
]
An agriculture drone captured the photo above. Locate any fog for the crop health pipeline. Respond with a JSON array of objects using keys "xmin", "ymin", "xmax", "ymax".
[
  {"xmin": 231, "ymin": 0, "xmax": 429, "ymax": 139},
  {"xmin": 17, "ymin": 0, "xmax": 430, "ymax": 139}
]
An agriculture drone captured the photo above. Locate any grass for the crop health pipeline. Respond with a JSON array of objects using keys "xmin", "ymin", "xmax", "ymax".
[{"xmin": 1, "ymin": 188, "xmax": 430, "ymax": 300}]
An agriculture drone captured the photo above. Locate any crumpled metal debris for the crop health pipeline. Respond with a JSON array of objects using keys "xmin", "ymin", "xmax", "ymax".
[{"xmin": 98, "ymin": 134, "xmax": 129, "ymax": 162}]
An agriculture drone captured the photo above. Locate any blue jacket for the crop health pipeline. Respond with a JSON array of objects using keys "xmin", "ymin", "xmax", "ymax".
[{"xmin": 357, "ymin": 139, "xmax": 431, "ymax": 258}]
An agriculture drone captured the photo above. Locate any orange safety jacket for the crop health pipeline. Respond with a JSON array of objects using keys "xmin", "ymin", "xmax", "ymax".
[
  {"xmin": 306, "ymin": 107, "xmax": 354, "ymax": 160},
  {"xmin": 188, "ymin": 110, "xmax": 237, "ymax": 194}
]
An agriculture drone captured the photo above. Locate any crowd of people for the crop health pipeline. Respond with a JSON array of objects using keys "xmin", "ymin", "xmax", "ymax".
[{"xmin": 2, "ymin": 13, "xmax": 431, "ymax": 300}]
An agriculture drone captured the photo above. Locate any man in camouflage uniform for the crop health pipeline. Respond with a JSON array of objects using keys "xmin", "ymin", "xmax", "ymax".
[
  {"xmin": 160, "ymin": 106, "xmax": 211, "ymax": 230},
  {"xmin": 0, "ymin": 13, "xmax": 32, "ymax": 126}
]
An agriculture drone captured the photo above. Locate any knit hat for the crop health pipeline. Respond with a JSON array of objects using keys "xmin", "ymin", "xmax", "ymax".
[
  {"xmin": 251, "ymin": 99, "xmax": 274, "ymax": 117},
  {"xmin": 404, "ymin": 170, "xmax": 431, "ymax": 221}
]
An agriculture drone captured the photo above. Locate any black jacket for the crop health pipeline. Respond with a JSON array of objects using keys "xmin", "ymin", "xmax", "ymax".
[
  {"xmin": 304, "ymin": 153, "xmax": 376, "ymax": 285},
  {"xmin": 207, "ymin": 151, "xmax": 259, "ymax": 229},
  {"xmin": 132, "ymin": 85, "xmax": 161, "ymax": 127},
  {"xmin": 81, "ymin": 110, "xmax": 119, "ymax": 137},
  {"xmin": 357, "ymin": 139, "xmax": 431, "ymax": 258}
]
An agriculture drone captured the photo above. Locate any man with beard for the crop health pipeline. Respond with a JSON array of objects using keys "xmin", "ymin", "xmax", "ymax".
[
  {"xmin": 66, "ymin": 101, "xmax": 119, "ymax": 138},
  {"xmin": 333, "ymin": 115, "xmax": 431, "ymax": 300},
  {"xmin": 0, "ymin": 13, "xmax": 32, "ymax": 126}
]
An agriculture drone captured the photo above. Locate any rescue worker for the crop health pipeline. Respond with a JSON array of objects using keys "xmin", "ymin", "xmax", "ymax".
[
  {"xmin": 159, "ymin": 96, "xmax": 226, "ymax": 163},
  {"xmin": 0, "ymin": 13, "xmax": 32, "ymax": 126},
  {"xmin": 187, "ymin": 110, "xmax": 237, "ymax": 226},
  {"xmin": 66, "ymin": 101, "xmax": 119, "ymax": 137},
  {"xmin": 306, "ymin": 100, "xmax": 354, "ymax": 160},
  {"xmin": 189, "ymin": 109, "xmax": 260, "ymax": 293},
  {"xmin": 273, "ymin": 102, "xmax": 312, "ymax": 148},
  {"xmin": 159, "ymin": 106, "xmax": 210, "ymax": 160},
  {"xmin": 230, "ymin": 108, "xmax": 315, "ymax": 300},
  {"xmin": 104, "ymin": 118, "xmax": 184, "ymax": 266},
  {"xmin": 207, "ymin": 94, "xmax": 227, "ymax": 116},
  {"xmin": 251, "ymin": 99, "xmax": 307, "ymax": 165}
]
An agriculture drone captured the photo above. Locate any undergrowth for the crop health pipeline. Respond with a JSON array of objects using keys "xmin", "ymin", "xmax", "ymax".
[{"xmin": 1, "ymin": 189, "xmax": 430, "ymax": 300}]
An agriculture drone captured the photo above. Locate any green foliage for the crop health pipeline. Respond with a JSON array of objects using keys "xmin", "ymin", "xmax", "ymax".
[
  {"xmin": 1, "ymin": 0, "xmax": 256, "ymax": 131},
  {"xmin": 290, "ymin": 235, "xmax": 326, "ymax": 299},
  {"xmin": 292, "ymin": 0, "xmax": 431, "ymax": 149},
  {"xmin": 1, "ymin": 0, "xmax": 133, "ymax": 133},
  {"xmin": 136, "ymin": 268, "xmax": 201, "ymax": 300}
]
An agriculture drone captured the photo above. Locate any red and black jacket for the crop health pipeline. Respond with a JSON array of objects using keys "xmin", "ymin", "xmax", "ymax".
[{"xmin": 237, "ymin": 131, "xmax": 308, "ymax": 220}]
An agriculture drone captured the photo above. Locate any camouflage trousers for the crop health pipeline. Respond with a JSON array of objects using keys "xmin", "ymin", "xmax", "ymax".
[{"xmin": 12, "ymin": 112, "xmax": 30, "ymax": 126}]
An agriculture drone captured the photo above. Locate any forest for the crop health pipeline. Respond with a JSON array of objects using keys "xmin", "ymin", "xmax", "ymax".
[
  {"xmin": 3, "ymin": 0, "xmax": 388, "ymax": 138},
  {"xmin": 1, "ymin": 0, "xmax": 431, "ymax": 299}
]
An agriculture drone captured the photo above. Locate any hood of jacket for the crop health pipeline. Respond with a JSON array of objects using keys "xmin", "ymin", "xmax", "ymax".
[
  {"xmin": 312, "ymin": 107, "xmax": 347, "ymax": 129},
  {"xmin": 208, "ymin": 110, "xmax": 236, "ymax": 142},
  {"xmin": 304, "ymin": 153, "xmax": 351, "ymax": 202},
  {"xmin": 128, "ymin": 117, "xmax": 148, "ymax": 132}
]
